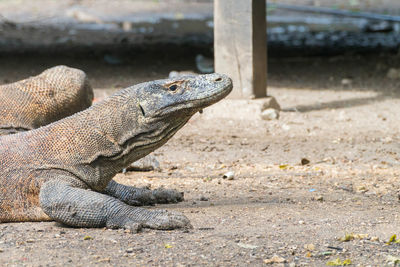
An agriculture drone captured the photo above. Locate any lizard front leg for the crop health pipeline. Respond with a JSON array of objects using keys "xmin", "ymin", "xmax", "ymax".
[
  {"xmin": 104, "ymin": 180, "xmax": 184, "ymax": 206},
  {"xmin": 39, "ymin": 179, "xmax": 191, "ymax": 232}
]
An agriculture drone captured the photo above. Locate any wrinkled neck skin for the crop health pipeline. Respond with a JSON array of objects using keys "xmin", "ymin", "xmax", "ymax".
[{"xmin": 87, "ymin": 86, "xmax": 197, "ymax": 182}]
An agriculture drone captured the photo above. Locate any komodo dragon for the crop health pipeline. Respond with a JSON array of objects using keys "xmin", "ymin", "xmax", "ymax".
[
  {"xmin": 0, "ymin": 65, "xmax": 93, "ymax": 135},
  {"xmin": 0, "ymin": 73, "xmax": 232, "ymax": 231}
]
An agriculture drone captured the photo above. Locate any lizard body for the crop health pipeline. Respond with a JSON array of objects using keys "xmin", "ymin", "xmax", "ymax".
[{"xmin": 0, "ymin": 73, "xmax": 232, "ymax": 231}]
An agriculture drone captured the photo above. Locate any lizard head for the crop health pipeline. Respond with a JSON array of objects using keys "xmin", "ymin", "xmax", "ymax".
[
  {"xmin": 83, "ymin": 74, "xmax": 232, "ymax": 170},
  {"xmin": 136, "ymin": 73, "xmax": 233, "ymax": 120}
]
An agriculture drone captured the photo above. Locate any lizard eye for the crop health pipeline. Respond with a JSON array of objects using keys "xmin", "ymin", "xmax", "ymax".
[{"xmin": 168, "ymin": 84, "xmax": 178, "ymax": 91}]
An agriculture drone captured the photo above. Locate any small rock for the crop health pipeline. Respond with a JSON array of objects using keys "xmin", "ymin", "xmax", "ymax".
[
  {"xmin": 370, "ymin": 236, "xmax": 379, "ymax": 242},
  {"xmin": 169, "ymin": 165, "xmax": 178, "ymax": 170},
  {"xmin": 304, "ymin": 243, "xmax": 315, "ymax": 251},
  {"xmin": 282, "ymin": 124, "xmax": 291, "ymax": 131},
  {"xmin": 186, "ymin": 166, "xmax": 195, "ymax": 172},
  {"xmin": 298, "ymin": 220, "xmax": 305, "ymax": 225},
  {"xmin": 261, "ymin": 96, "xmax": 281, "ymax": 111},
  {"xmin": 261, "ymin": 108, "xmax": 280, "ymax": 120},
  {"xmin": 341, "ymin": 78, "xmax": 353, "ymax": 86},
  {"xmin": 264, "ymin": 255, "xmax": 286, "ymax": 264},
  {"xmin": 237, "ymin": 242, "xmax": 258, "ymax": 249},
  {"xmin": 122, "ymin": 21, "xmax": 132, "ymax": 31},
  {"xmin": 316, "ymin": 195, "xmax": 324, "ymax": 201},
  {"xmin": 240, "ymin": 139, "xmax": 249, "ymax": 145},
  {"xmin": 222, "ymin": 171, "xmax": 235, "ymax": 180},
  {"xmin": 387, "ymin": 68, "xmax": 400, "ymax": 79},
  {"xmin": 199, "ymin": 196, "xmax": 209, "ymax": 201},
  {"xmin": 126, "ymin": 248, "xmax": 134, "ymax": 253},
  {"xmin": 301, "ymin": 158, "xmax": 310, "ymax": 165}
]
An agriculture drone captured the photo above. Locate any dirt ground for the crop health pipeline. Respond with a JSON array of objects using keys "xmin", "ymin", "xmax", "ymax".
[{"xmin": 0, "ymin": 51, "xmax": 400, "ymax": 266}]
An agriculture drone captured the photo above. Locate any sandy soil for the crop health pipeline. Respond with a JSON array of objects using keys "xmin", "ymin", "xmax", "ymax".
[{"xmin": 0, "ymin": 52, "xmax": 400, "ymax": 266}]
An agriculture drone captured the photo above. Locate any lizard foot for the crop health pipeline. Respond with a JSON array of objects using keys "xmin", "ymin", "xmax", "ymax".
[
  {"xmin": 142, "ymin": 209, "xmax": 192, "ymax": 230},
  {"xmin": 104, "ymin": 181, "xmax": 184, "ymax": 206}
]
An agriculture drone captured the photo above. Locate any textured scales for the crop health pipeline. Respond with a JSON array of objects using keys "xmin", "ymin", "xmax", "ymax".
[
  {"xmin": 0, "ymin": 73, "xmax": 232, "ymax": 231},
  {"xmin": 0, "ymin": 66, "xmax": 178, "ymax": 207},
  {"xmin": 0, "ymin": 65, "xmax": 93, "ymax": 135}
]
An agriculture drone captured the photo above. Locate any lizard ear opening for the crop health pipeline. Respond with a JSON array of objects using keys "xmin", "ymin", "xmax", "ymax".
[{"xmin": 138, "ymin": 103, "xmax": 146, "ymax": 117}]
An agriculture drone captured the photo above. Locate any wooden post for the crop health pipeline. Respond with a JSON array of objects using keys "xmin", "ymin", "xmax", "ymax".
[{"xmin": 214, "ymin": 0, "xmax": 267, "ymax": 98}]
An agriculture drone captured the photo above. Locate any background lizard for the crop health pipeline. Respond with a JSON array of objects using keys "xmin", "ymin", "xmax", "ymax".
[{"xmin": 0, "ymin": 65, "xmax": 93, "ymax": 135}]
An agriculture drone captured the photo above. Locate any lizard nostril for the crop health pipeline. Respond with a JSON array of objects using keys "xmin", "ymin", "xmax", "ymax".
[{"xmin": 215, "ymin": 77, "xmax": 222, "ymax": 82}]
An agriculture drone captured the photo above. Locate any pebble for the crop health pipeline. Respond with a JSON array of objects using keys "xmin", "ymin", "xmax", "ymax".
[
  {"xmin": 122, "ymin": 21, "xmax": 132, "ymax": 31},
  {"xmin": 341, "ymin": 78, "xmax": 353, "ymax": 86},
  {"xmin": 301, "ymin": 158, "xmax": 310, "ymax": 165},
  {"xmin": 237, "ymin": 242, "xmax": 258, "ymax": 249},
  {"xmin": 264, "ymin": 255, "xmax": 286, "ymax": 264},
  {"xmin": 304, "ymin": 243, "xmax": 315, "ymax": 251},
  {"xmin": 222, "ymin": 171, "xmax": 235, "ymax": 180},
  {"xmin": 199, "ymin": 196, "xmax": 209, "ymax": 201},
  {"xmin": 261, "ymin": 96, "xmax": 281, "ymax": 111},
  {"xmin": 370, "ymin": 236, "xmax": 379, "ymax": 241},
  {"xmin": 282, "ymin": 124, "xmax": 291, "ymax": 131},
  {"xmin": 261, "ymin": 108, "xmax": 280, "ymax": 120}
]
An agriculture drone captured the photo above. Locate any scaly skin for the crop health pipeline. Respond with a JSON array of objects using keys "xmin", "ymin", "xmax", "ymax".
[
  {"xmin": 0, "ymin": 73, "xmax": 232, "ymax": 231},
  {"xmin": 0, "ymin": 65, "xmax": 94, "ymax": 135},
  {"xmin": 0, "ymin": 65, "xmax": 184, "ymax": 207}
]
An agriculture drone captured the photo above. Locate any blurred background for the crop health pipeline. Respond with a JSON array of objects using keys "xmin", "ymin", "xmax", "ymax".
[{"xmin": 1, "ymin": 0, "xmax": 400, "ymax": 90}]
